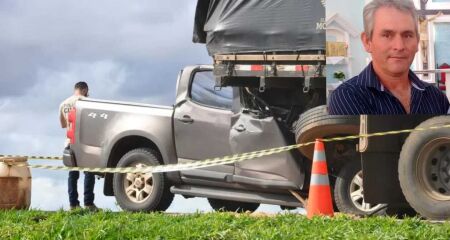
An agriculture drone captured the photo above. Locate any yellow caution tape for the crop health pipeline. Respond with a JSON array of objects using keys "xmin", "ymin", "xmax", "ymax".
[
  {"xmin": 0, "ymin": 155, "xmax": 63, "ymax": 160},
  {"xmin": 2, "ymin": 123, "xmax": 450, "ymax": 174}
]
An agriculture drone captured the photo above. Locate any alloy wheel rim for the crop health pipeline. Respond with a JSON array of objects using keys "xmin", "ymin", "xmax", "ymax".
[
  {"xmin": 123, "ymin": 163, "xmax": 154, "ymax": 203},
  {"xmin": 349, "ymin": 170, "xmax": 386, "ymax": 212}
]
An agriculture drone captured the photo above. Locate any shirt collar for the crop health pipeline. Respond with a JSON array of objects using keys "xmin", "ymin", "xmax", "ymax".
[
  {"xmin": 354, "ymin": 62, "xmax": 431, "ymax": 92},
  {"xmin": 408, "ymin": 71, "xmax": 428, "ymax": 91}
]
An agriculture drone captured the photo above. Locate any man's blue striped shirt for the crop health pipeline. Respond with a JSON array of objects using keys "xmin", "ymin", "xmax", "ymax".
[{"xmin": 328, "ymin": 63, "xmax": 449, "ymax": 115}]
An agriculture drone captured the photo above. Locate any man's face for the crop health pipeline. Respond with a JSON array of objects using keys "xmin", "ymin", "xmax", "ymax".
[{"xmin": 361, "ymin": 6, "xmax": 418, "ymax": 77}]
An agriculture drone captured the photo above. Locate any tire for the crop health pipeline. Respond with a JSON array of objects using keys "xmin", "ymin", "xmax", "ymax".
[
  {"xmin": 113, "ymin": 148, "xmax": 174, "ymax": 212},
  {"xmin": 399, "ymin": 116, "xmax": 450, "ymax": 220},
  {"xmin": 294, "ymin": 105, "xmax": 359, "ymax": 160},
  {"xmin": 334, "ymin": 159, "xmax": 387, "ymax": 216},
  {"xmin": 208, "ymin": 198, "xmax": 260, "ymax": 213}
]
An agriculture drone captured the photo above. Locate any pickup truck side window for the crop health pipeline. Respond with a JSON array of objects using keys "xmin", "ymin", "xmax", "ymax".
[{"xmin": 190, "ymin": 71, "xmax": 233, "ymax": 109}]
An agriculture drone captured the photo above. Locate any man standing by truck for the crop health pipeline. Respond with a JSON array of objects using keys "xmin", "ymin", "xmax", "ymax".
[
  {"xmin": 59, "ymin": 82, "xmax": 97, "ymax": 211},
  {"xmin": 328, "ymin": 0, "xmax": 449, "ymax": 115}
]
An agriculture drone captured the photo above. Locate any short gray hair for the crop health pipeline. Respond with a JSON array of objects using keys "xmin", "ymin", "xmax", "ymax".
[{"xmin": 363, "ymin": 0, "xmax": 418, "ymax": 39}]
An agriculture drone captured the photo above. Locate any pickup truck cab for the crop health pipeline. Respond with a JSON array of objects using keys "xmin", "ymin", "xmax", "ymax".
[{"xmin": 64, "ymin": 65, "xmax": 368, "ymax": 214}]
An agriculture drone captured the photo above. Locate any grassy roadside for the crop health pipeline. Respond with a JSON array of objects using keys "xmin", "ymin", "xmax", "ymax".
[{"xmin": 1, "ymin": 210, "xmax": 450, "ymax": 240}]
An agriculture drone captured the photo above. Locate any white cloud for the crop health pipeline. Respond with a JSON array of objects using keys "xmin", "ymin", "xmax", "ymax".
[
  {"xmin": 167, "ymin": 196, "xmax": 212, "ymax": 213},
  {"xmin": 31, "ymin": 177, "xmax": 67, "ymax": 210},
  {"xmin": 0, "ymin": 60, "xmax": 130, "ymax": 157},
  {"xmin": 0, "ymin": 0, "xmax": 209, "ymax": 97},
  {"xmin": 0, "ymin": 0, "xmax": 196, "ymax": 59}
]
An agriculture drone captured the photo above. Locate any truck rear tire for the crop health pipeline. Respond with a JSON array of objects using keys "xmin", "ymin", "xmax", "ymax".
[
  {"xmin": 113, "ymin": 148, "xmax": 174, "ymax": 212},
  {"xmin": 399, "ymin": 116, "xmax": 450, "ymax": 220},
  {"xmin": 334, "ymin": 159, "xmax": 387, "ymax": 216},
  {"xmin": 208, "ymin": 198, "xmax": 260, "ymax": 212},
  {"xmin": 294, "ymin": 105, "xmax": 359, "ymax": 160}
]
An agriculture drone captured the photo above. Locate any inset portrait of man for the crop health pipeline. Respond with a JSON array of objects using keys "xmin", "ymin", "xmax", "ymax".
[{"xmin": 328, "ymin": 0, "xmax": 449, "ymax": 115}]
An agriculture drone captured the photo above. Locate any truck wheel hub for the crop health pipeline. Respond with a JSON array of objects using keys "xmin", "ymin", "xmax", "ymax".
[
  {"xmin": 419, "ymin": 139, "xmax": 450, "ymax": 200},
  {"xmin": 123, "ymin": 164, "xmax": 154, "ymax": 203},
  {"xmin": 134, "ymin": 178, "xmax": 143, "ymax": 188},
  {"xmin": 427, "ymin": 145, "xmax": 450, "ymax": 193}
]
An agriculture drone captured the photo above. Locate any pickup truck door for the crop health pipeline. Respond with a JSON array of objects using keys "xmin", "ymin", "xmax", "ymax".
[{"xmin": 173, "ymin": 69, "xmax": 235, "ymax": 176}]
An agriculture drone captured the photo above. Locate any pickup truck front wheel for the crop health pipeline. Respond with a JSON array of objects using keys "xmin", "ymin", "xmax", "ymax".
[
  {"xmin": 334, "ymin": 159, "xmax": 387, "ymax": 216},
  {"xmin": 113, "ymin": 148, "xmax": 174, "ymax": 212}
]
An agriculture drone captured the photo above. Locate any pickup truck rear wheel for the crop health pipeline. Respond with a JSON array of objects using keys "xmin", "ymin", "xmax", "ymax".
[
  {"xmin": 334, "ymin": 159, "xmax": 387, "ymax": 216},
  {"xmin": 113, "ymin": 148, "xmax": 174, "ymax": 212},
  {"xmin": 399, "ymin": 116, "xmax": 450, "ymax": 220},
  {"xmin": 208, "ymin": 198, "xmax": 259, "ymax": 213}
]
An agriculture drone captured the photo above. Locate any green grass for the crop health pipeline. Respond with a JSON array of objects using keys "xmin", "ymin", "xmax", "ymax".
[{"xmin": 1, "ymin": 210, "xmax": 450, "ymax": 240}]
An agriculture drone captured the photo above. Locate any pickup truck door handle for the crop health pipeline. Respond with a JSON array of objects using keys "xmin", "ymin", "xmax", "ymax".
[
  {"xmin": 234, "ymin": 124, "xmax": 246, "ymax": 132},
  {"xmin": 179, "ymin": 115, "xmax": 194, "ymax": 124}
]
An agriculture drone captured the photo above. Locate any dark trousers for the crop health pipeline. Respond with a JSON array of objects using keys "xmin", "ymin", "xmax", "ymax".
[{"xmin": 68, "ymin": 171, "xmax": 95, "ymax": 206}]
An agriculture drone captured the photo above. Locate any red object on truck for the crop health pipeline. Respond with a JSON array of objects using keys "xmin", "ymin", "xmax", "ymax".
[{"xmin": 439, "ymin": 63, "xmax": 450, "ymax": 91}]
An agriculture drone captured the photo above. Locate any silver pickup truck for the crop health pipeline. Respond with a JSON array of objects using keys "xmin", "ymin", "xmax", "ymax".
[{"xmin": 64, "ymin": 65, "xmax": 373, "ymax": 214}]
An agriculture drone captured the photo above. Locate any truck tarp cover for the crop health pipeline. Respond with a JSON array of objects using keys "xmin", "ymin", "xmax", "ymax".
[{"xmin": 193, "ymin": 0, "xmax": 325, "ymax": 56}]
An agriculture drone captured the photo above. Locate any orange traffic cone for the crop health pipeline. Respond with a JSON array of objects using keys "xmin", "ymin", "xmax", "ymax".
[{"xmin": 306, "ymin": 139, "xmax": 334, "ymax": 219}]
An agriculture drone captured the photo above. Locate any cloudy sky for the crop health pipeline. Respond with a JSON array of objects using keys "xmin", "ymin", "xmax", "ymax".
[{"xmin": 0, "ymin": 0, "xmax": 303, "ymax": 214}]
